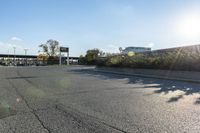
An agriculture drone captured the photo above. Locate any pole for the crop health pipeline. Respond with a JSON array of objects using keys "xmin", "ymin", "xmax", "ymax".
[
  {"xmin": 59, "ymin": 48, "xmax": 62, "ymax": 66},
  {"xmin": 8, "ymin": 50, "xmax": 9, "ymax": 58},
  {"xmin": 67, "ymin": 51, "xmax": 69, "ymax": 65},
  {"xmin": 13, "ymin": 47, "xmax": 16, "ymax": 65},
  {"xmin": 8, "ymin": 50, "xmax": 9, "ymax": 65},
  {"xmin": 24, "ymin": 49, "xmax": 28, "ymax": 66}
]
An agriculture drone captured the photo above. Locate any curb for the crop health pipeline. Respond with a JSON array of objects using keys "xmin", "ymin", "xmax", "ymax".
[{"xmin": 94, "ymin": 69, "xmax": 200, "ymax": 84}]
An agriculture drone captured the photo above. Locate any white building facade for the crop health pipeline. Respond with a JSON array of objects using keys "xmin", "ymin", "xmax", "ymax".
[{"xmin": 122, "ymin": 47, "xmax": 151, "ymax": 54}]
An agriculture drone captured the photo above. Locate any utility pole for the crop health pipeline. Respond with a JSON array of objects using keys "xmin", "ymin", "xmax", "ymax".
[
  {"xmin": 24, "ymin": 49, "xmax": 28, "ymax": 66},
  {"xmin": 13, "ymin": 47, "xmax": 16, "ymax": 65},
  {"xmin": 59, "ymin": 49, "xmax": 62, "ymax": 66},
  {"xmin": 67, "ymin": 51, "xmax": 69, "ymax": 65},
  {"xmin": 7, "ymin": 50, "xmax": 9, "ymax": 65}
]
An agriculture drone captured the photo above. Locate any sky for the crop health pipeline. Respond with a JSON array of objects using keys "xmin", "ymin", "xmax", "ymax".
[{"xmin": 1, "ymin": 0, "xmax": 200, "ymax": 56}]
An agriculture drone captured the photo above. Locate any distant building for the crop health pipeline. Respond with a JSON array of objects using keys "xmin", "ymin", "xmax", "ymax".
[
  {"xmin": 150, "ymin": 44, "xmax": 200, "ymax": 54},
  {"xmin": 122, "ymin": 47, "xmax": 151, "ymax": 54}
]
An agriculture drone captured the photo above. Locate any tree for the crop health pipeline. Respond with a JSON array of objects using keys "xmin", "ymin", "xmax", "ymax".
[
  {"xmin": 39, "ymin": 39, "xmax": 59, "ymax": 57},
  {"xmin": 78, "ymin": 55, "xmax": 87, "ymax": 65},
  {"xmin": 37, "ymin": 54, "xmax": 48, "ymax": 61},
  {"xmin": 77, "ymin": 48, "xmax": 104, "ymax": 65},
  {"xmin": 85, "ymin": 49, "xmax": 100, "ymax": 64},
  {"xmin": 119, "ymin": 47, "xmax": 123, "ymax": 53}
]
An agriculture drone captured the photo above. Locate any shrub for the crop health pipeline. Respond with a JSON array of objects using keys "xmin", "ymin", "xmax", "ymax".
[{"xmin": 96, "ymin": 47, "xmax": 200, "ymax": 71}]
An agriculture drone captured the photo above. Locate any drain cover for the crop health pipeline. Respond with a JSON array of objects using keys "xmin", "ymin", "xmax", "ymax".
[{"xmin": 0, "ymin": 102, "xmax": 16, "ymax": 119}]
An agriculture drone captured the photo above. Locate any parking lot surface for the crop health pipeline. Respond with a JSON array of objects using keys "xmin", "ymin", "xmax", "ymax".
[{"xmin": 0, "ymin": 66, "xmax": 200, "ymax": 133}]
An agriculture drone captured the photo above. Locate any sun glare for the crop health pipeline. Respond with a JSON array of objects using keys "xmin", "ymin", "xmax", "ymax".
[{"xmin": 178, "ymin": 13, "xmax": 200, "ymax": 38}]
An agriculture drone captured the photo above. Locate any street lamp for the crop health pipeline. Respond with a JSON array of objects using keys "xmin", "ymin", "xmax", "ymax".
[
  {"xmin": 13, "ymin": 47, "xmax": 16, "ymax": 65},
  {"xmin": 7, "ymin": 50, "xmax": 10, "ymax": 65},
  {"xmin": 24, "ymin": 49, "xmax": 28, "ymax": 66}
]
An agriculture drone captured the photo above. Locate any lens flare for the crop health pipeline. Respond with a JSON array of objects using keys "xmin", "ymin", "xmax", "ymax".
[{"xmin": 178, "ymin": 13, "xmax": 200, "ymax": 38}]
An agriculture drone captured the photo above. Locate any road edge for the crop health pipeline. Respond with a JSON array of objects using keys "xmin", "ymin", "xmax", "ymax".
[{"xmin": 94, "ymin": 69, "xmax": 200, "ymax": 84}]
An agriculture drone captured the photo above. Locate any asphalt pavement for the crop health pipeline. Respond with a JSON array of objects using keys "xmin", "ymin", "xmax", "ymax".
[{"xmin": 0, "ymin": 66, "xmax": 200, "ymax": 133}]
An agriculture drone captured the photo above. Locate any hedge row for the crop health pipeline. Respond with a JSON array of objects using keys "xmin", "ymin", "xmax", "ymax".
[{"xmin": 96, "ymin": 47, "xmax": 200, "ymax": 71}]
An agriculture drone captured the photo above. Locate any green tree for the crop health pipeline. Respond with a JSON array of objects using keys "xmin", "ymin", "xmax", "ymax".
[
  {"xmin": 85, "ymin": 49, "xmax": 100, "ymax": 65},
  {"xmin": 78, "ymin": 55, "xmax": 87, "ymax": 65}
]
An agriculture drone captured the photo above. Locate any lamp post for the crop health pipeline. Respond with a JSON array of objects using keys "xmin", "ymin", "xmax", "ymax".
[
  {"xmin": 67, "ymin": 50, "xmax": 69, "ymax": 65},
  {"xmin": 7, "ymin": 50, "xmax": 9, "ymax": 65},
  {"xmin": 13, "ymin": 47, "xmax": 16, "ymax": 65},
  {"xmin": 59, "ymin": 47, "xmax": 61, "ymax": 66},
  {"xmin": 24, "ymin": 49, "xmax": 28, "ymax": 66}
]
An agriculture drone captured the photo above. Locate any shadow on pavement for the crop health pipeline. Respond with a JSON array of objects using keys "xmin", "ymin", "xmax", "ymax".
[{"xmin": 70, "ymin": 68, "xmax": 200, "ymax": 105}]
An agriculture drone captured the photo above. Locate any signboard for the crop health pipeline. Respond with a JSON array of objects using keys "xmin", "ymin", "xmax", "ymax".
[
  {"xmin": 59, "ymin": 46, "xmax": 70, "ymax": 65},
  {"xmin": 60, "ymin": 47, "xmax": 69, "ymax": 52}
]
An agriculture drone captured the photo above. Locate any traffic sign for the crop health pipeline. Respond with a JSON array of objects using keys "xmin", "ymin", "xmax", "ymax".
[{"xmin": 60, "ymin": 47, "xmax": 69, "ymax": 52}]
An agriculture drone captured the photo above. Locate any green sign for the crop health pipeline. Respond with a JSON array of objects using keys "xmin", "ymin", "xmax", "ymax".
[{"xmin": 60, "ymin": 47, "xmax": 69, "ymax": 52}]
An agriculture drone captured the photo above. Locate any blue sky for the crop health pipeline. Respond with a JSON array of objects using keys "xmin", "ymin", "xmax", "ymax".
[{"xmin": 1, "ymin": 0, "xmax": 200, "ymax": 56}]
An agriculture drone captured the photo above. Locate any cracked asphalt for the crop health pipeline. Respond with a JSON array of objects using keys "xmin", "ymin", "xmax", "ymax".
[{"xmin": 1, "ymin": 66, "xmax": 200, "ymax": 133}]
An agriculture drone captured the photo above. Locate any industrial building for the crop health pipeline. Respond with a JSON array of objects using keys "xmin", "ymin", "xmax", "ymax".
[{"xmin": 122, "ymin": 47, "xmax": 151, "ymax": 54}]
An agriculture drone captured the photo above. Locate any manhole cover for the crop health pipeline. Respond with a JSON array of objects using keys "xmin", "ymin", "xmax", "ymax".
[{"xmin": 0, "ymin": 102, "xmax": 16, "ymax": 119}]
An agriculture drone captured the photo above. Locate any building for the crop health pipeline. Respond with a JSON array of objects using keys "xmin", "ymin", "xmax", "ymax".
[
  {"xmin": 122, "ymin": 47, "xmax": 151, "ymax": 54},
  {"xmin": 148, "ymin": 44, "xmax": 200, "ymax": 55}
]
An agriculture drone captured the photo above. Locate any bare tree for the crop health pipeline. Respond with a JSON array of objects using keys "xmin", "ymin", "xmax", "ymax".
[{"xmin": 39, "ymin": 39, "xmax": 59, "ymax": 57}]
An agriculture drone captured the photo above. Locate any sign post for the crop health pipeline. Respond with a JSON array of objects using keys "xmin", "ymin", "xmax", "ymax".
[
  {"xmin": 59, "ymin": 50, "xmax": 61, "ymax": 66},
  {"xmin": 67, "ymin": 51, "xmax": 69, "ymax": 65},
  {"xmin": 59, "ymin": 47, "xmax": 69, "ymax": 66}
]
